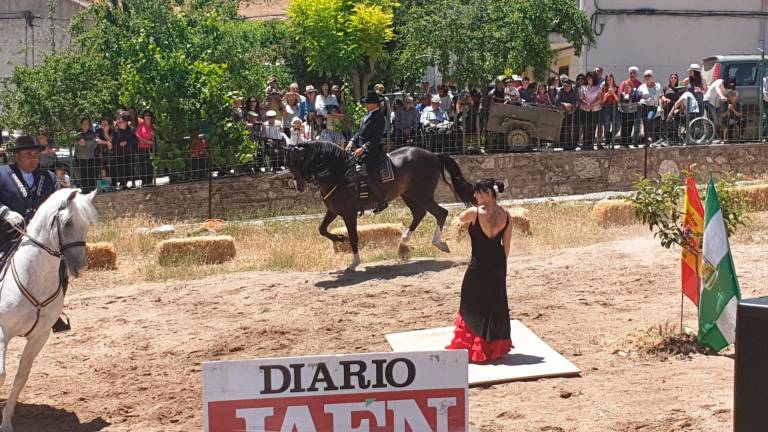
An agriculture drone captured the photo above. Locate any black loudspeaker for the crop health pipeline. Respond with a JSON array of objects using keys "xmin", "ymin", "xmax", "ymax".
[{"xmin": 734, "ymin": 297, "xmax": 768, "ymax": 432}]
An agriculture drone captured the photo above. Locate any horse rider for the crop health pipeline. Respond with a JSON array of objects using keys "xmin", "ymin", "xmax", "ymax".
[
  {"xmin": 345, "ymin": 90, "xmax": 388, "ymax": 213},
  {"xmin": 0, "ymin": 136, "xmax": 68, "ymax": 331}
]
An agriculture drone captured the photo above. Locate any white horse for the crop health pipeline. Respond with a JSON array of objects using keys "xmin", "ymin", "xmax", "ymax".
[{"xmin": 0, "ymin": 189, "xmax": 97, "ymax": 432}]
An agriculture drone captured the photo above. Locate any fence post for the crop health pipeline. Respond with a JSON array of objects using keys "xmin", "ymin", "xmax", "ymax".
[
  {"xmin": 207, "ymin": 146, "xmax": 213, "ymax": 220},
  {"xmin": 759, "ymin": 48, "xmax": 765, "ymax": 143}
]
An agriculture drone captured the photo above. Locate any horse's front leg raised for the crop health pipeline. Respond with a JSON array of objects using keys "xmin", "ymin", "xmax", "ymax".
[
  {"xmin": 318, "ymin": 210, "xmax": 344, "ymax": 243},
  {"xmin": 1, "ymin": 331, "xmax": 50, "ymax": 432},
  {"xmin": 341, "ymin": 213, "xmax": 360, "ymax": 271}
]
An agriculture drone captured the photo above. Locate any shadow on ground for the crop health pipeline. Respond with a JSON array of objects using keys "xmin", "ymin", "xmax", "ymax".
[
  {"xmin": 10, "ymin": 403, "xmax": 109, "ymax": 432},
  {"xmin": 316, "ymin": 259, "xmax": 459, "ymax": 289}
]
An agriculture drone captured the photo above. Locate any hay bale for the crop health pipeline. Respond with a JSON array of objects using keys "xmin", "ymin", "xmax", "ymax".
[
  {"xmin": 86, "ymin": 242, "xmax": 117, "ymax": 270},
  {"xmin": 593, "ymin": 200, "xmax": 636, "ymax": 227},
  {"xmin": 331, "ymin": 223, "xmax": 403, "ymax": 254},
  {"xmin": 447, "ymin": 207, "xmax": 532, "ymax": 242},
  {"xmin": 739, "ymin": 184, "xmax": 768, "ymax": 212},
  {"xmin": 157, "ymin": 235, "xmax": 236, "ymax": 266}
]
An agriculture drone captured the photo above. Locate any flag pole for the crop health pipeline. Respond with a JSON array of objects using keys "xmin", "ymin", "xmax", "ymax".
[{"xmin": 680, "ymin": 284, "xmax": 684, "ymax": 334}]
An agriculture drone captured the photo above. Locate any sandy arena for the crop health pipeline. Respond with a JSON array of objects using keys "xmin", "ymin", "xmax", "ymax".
[{"xmin": 1, "ymin": 231, "xmax": 753, "ymax": 431}]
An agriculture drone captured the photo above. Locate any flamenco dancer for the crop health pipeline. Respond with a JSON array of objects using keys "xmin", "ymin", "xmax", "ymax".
[{"xmin": 446, "ymin": 178, "xmax": 513, "ymax": 363}]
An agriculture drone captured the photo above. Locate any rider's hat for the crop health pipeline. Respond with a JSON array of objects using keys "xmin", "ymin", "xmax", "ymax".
[
  {"xmin": 6, "ymin": 135, "xmax": 45, "ymax": 152},
  {"xmin": 362, "ymin": 90, "xmax": 384, "ymax": 104}
]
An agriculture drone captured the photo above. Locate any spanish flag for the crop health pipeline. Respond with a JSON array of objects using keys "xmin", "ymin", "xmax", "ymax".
[{"xmin": 681, "ymin": 174, "xmax": 704, "ymax": 306}]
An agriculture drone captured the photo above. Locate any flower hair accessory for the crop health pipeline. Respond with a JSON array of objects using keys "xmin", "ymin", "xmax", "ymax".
[{"xmin": 492, "ymin": 184, "xmax": 499, "ymax": 193}]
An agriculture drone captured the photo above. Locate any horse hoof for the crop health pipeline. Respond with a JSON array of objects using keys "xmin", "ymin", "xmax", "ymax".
[
  {"xmin": 433, "ymin": 241, "xmax": 450, "ymax": 253},
  {"xmin": 398, "ymin": 243, "xmax": 411, "ymax": 260}
]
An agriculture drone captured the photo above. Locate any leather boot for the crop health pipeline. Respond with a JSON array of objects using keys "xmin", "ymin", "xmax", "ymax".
[{"xmin": 367, "ymin": 174, "xmax": 388, "ymax": 213}]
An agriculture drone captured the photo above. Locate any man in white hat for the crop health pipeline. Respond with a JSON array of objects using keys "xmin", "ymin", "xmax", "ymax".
[
  {"xmin": 504, "ymin": 77, "xmax": 521, "ymax": 104},
  {"xmin": 420, "ymin": 95, "xmax": 449, "ymax": 128},
  {"xmin": 259, "ymin": 110, "xmax": 288, "ymax": 171}
]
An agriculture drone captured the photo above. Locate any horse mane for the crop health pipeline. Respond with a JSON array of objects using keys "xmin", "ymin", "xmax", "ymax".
[
  {"xmin": 300, "ymin": 141, "xmax": 351, "ymax": 182},
  {"xmin": 27, "ymin": 189, "xmax": 98, "ymax": 245}
]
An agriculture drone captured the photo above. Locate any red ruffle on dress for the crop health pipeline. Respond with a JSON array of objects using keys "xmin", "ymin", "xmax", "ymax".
[{"xmin": 446, "ymin": 313, "xmax": 513, "ymax": 363}]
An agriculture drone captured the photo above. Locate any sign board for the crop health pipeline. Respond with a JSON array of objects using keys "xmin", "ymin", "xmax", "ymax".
[{"xmin": 203, "ymin": 350, "xmax": 468, "ymax": 432}]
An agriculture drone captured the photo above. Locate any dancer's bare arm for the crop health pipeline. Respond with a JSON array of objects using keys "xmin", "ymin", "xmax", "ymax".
[
  {"xmin": 502, "ymin": 211, "xmax": 513, "ymax": 257},
  {"xmin": 459, "ymin": 206, "xmax": 478, "ymax": 224}
]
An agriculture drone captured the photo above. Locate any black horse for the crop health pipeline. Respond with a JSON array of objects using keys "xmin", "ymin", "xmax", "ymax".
[{"xmin": 286, "ymin": 141, "xmax": 476, "ymax": 270}]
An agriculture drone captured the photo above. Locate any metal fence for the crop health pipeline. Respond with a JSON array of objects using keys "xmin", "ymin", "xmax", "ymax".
[{"xmin": 19, "ymin": 95, "xmax": 767, "ymax": 198}]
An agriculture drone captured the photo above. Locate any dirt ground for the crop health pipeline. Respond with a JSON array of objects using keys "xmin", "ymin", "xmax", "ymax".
[{"xmin": 2, "ymin": 231, "xmax": 754, "ymax": 432}]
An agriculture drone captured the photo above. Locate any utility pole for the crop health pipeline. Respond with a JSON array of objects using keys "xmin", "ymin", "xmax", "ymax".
[
  {"xmin": 48, "ymin": 0, "xmax": 57, "ymax": 54},
  {"xmin": 759, "ymin": 48, "xmax": 765, "ymax": 143}
]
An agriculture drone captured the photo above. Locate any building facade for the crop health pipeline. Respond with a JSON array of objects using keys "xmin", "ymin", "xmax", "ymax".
[
  {"xmin": 0, "ymin": 0, "xmax": 87, "ymax": 79},
  {"xmin": 557, "ymin": 0, "xmax": 768, "ymax": 80}
]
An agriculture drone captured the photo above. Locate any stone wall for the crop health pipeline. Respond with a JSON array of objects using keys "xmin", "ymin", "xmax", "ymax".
[{"xmin": 93, "ymin": 143, "xmax": 768, "ymax": 220}]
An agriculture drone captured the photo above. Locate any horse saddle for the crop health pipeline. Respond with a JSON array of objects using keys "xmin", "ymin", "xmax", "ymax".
[{"xmin": 346, "ymin": 156, "xmax": 395, "ymax": 210}]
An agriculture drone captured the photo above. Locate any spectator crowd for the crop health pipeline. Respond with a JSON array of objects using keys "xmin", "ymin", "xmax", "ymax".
[{"xmin": 0, "ymin": 64, "xmax": 753, "ymax": 192}]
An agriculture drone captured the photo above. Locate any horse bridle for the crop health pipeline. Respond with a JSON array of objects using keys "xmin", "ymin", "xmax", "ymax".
[{"xmin": 5, "ymin": 204, "xmax": 86, "ymax": 337}]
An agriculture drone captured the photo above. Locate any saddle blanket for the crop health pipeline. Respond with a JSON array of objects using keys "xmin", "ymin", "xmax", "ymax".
[{"xmin": 355, "ymin": 156, "xmax": 395, "ymax": 184}]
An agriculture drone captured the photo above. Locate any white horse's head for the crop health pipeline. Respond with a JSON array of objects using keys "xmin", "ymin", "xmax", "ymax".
[{"xmin": 27, "ymin": 188, "xmax": 99, "ymax": 277}]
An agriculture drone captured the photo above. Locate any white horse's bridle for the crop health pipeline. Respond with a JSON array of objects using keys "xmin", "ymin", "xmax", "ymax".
[{"xmin": 3, "ymin": 205, "xmax": 86, "ymax": 337}]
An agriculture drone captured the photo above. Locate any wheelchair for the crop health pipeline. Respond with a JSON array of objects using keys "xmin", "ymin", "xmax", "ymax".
[{"xmin": 664, "ymin": 110, "xmax": 715, "ymax": 145}]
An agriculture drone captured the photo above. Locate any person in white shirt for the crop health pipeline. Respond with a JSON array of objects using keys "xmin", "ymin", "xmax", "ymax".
[
  {"xmin": 504, "ymin": 78, "xmax": 521, "ymax": 104},
  {"xmin": 288, "ymin": 118, "xmax": 308, "ymax": 146},
  {"xmin": 638, "ymin": 69, "xmax": 663, "ymax": 144},
  {"xmin": 315, "ymin": 82, "xmax": 338, "ymax": 114},
  {"xmin": 703, "ymin": 78, "xmax": 728, "ymax": 123},
  {"xmin": 260, "ymin": 110, "xmax": 288, "ymax": 171},
  {"xmin": 669, "ymin": 91, "xmax": 700, "ymax": 117},
  {"xmin": 420, "ymin": 96, "xmax": 449, "ymax": 128}
]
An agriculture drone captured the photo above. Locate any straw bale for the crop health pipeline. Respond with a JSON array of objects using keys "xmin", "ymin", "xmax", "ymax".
[
  {"xmin": 86, "ymin": 242, "xmax": 117, "ymax": 270},
  {"xmin": 331, "ymin": 223, "xmax": 403, "ymax": 254},
  {"xmin": 157, "ymin": 235, "xmax": 236, "ymax": 266},
  {"xmin": 448, "ymin": 207, "xmax": 531, "ymax": 242},
  {"xmin": 592, "ymin": 200, "xmax": 636, "ymax": 227},
  {"xmin": 739, "ymin": 184, "xmax": 768, "ymax": 212}
]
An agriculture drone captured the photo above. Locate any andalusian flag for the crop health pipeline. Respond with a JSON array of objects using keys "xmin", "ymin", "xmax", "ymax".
[
  {"xmin": 698, "ymin": 179, "xmax": 741, "ymax": 352},
  {"xmin": 681, "ymin": 174, "xmax": 704, "ymax": 306}
]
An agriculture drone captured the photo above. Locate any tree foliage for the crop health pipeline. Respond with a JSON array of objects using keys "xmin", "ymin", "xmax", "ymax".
[
  {"xmin": 287, "ymin": 0, "xmax": 396, "ymax": 100},
  {"xmin": 1, "ymin": 0, "xmax": 289, "ymax": 167},
  {"xmin": 393, "ymin": 0, "xmax": 594, "ymax": 86},
  {"xmin": 630, "ymin": 171, "xmax": 749, "ymax": 251}
]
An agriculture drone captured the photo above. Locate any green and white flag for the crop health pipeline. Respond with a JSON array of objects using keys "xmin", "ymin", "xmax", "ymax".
[{"xmin": 699, "ymin": 179, "xmax": 742, "ymax": 352}]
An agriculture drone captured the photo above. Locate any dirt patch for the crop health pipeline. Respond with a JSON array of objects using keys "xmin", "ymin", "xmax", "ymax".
[{"xmin": 0, "ymin": 231, "xmax": 754, "ymax": 431}]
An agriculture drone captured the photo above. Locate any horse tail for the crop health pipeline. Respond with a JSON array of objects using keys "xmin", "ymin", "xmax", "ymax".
[{"xmin": 437, "ymin": 154, "xmax": 476, "ymax": 206}]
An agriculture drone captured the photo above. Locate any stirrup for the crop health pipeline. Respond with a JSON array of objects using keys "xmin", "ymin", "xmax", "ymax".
[{"xmin": 52, "ymin": 313, "xmax": 71, "ymax": 333}]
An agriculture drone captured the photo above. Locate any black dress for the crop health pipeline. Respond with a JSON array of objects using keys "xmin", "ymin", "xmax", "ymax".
[{"xmin": 446, "ymin": 208, "xmax": 513, "ymax": 363}]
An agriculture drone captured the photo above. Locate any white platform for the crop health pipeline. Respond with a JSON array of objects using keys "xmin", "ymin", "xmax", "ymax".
[{"xmin": 386, "ymin": 320, "xmax": 581, "ymax": 386}]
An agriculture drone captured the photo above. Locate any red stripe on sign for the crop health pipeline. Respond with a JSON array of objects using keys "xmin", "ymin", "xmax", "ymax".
[{"xmin": 207, "ymin": 388, "xmax": 467, "ymax": 432}]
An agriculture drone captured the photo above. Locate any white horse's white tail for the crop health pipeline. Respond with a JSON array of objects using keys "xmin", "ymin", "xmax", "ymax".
[{"xmin": 0, "ymin": 189, "xmax": 97, "ymax": 432}]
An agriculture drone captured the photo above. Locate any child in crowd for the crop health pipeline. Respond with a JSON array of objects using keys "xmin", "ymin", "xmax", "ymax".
[
  {"xmin": 97, "ymin": 168, "xmax": 115, "ymax": 192},
  {"xmin": 55, "ymin": 167, "xmax": 71, "ymax": 188}
]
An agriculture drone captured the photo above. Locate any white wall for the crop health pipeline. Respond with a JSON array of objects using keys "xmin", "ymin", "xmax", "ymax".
[
  {"xmin": 574, "ymin": 0, "xmax": 768, "ymax": 81},
  {"xmin": 0, "ymin": 0, "xmax": 85, "ymax": 79}
]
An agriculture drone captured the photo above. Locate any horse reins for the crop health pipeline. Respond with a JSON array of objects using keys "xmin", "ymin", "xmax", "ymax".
[
  {"xmin": 322, "ymin": 184, "xmax": 339, "ymax": 201},
  {"xmin": 5, "ymin": 207, "xmax": 85, "ymax": 337}
]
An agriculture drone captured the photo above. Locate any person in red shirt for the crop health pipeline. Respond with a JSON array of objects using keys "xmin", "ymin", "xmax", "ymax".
[{"xmin": 134, "ymin": 110, "xmax": 155, "ymax": 187}]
